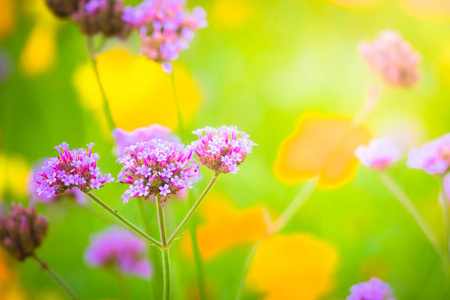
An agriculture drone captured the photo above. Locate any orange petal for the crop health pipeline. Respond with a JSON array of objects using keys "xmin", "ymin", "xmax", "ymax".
[
  {"xmin": 95, "ymin": 48, "xmax": 200, "ymax": 131},
  {"xmin": 247, "ymin": 234, "xmax": 338, "ymax": 300},
  {"xmin": 0, "ymin": 0, "xmax": 15, "ymax": 40},
  {"xmin": 182, "ymin": 193, "xmax": 268, "ymax": 260},
  {"xmin": 274, "ymin": 112, "xmax": 371, "ymax": 188}
]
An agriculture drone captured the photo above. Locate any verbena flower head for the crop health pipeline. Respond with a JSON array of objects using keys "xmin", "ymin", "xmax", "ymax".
[
  {"xmin": 407, "ymin": 133, "xmax": 450, "ymax": 175},
  {"xmin": 347, "ymin": 277, "xmax": 395, "ymax": 300},
  {"xmin": 45, "ymin": 0, "xmax": 79, "ymax": 18},
  {"xmin": 72, "ymin": 0, "xmax": 132, "ymax": 39},
  {"xmin": 354, "ymin": 137, "xmax": 401, "ymax": 171},
  {"xmin": 85, "ymin": 227, "xmax": 152, "ymax": 277},
  {"xmin": 359, "ymin": 30, "xmax": 421, "ymax": 88},
  {"xmin": 122, "ymin": 0, "xmax": 208, "ymax": 73},
  {"xmin": 117, "ymin": 139, "xmax": 200, "ymax": 203},
  {"xmin": 0, "ymin": 204, "xmax": 48, "ymax": 261},
  {"xmin": 29, "ymin": 164, "xmax": 86, "ymax": 204},
  {"xmin": 112, "ymin": 124, "xmax": 179, "ymax": 156},
  {"xmin": 191, "ymin": 126, "xmax": 257, "ymax": 175},
  {"xmin": 32, "ymin": 143, "xmax": 114, "ymax": 200}
]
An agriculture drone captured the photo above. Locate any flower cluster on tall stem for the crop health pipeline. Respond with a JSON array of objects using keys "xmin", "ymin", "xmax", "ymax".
[
  {"xmin": 117, "ymin": 139, "xmax": 200, "ymax": 203},
  {"xmin": 347, "ymin": 277, "xmax": 395, "ymax": 300},
  {"xmin": 191, "ymin": 126, "xmax": 257, "ymax": 176},
  {"xmin": 32, "ymin": 143, "xmax": 114, "ymax": 200},
  {"xmin": 122, "ymin": 0, "xmax": 207, "ymax": 72}
]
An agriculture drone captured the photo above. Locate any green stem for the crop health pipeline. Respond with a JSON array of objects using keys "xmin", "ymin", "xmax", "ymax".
[
  {"xmin": 156, "ymin": 196, "xmax": 171, "ymax": 300},
  {"xmin": 381, "ymin": 172, "xmax": 445, "ymax": 263},
  {"xmin": 86, "ymin": 37, "xmax": 116, "ymax": 132},
  {"xmin": 235, "ymin": 178, "xmax": 317, "ymax": 300},
  {"xmin": 114, "ymin": 269, "xmax": 131, "ymax": 300},
  {"xmin": 269, "ymin": 177, "xmax": 318, "ymax": 234},
  {"xmin": 235, "ymin": 239, "xmax": 263, "ymax": 300},
  {"xmin": 33, "ymin": 254, "xmax": 78, "ymax": 300},
  {"xmin": 137, "ymin": 199, "xmax": 163, "ymax": 299},
  {"xmin": 85, "ymin": 192, "xmax": 161, "ymax": 248},
  {"xmin": 167, "ymin": 175, "xmax": 219, "ymax": 247},
  {"xmin": 440, "ymin": 176, "xmax": 450, "ymax": 265},
  {"xmin": 169, "ymin": 71, "xmax": 186, "ymax": 142},
  {"xmin": 188, "ymin": 194, "xmax": 207, "ymax": 300}
]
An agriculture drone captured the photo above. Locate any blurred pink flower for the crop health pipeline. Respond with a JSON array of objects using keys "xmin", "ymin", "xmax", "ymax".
[
  {"xmin": 407, "ymin": 133, "xmax": 450, "ymax": 175},
  {"xmin": 112, "ymin": 124, "xmax": 178, "ymax": 156},
  {"xmin": 85, "ymin": 227, "xmax": 152, "ymax": 278},
  {"xmin": 347, "ymin": 277, "xmax": 395, "ymax": 300},
  {"xmin": 354, "ymin": 137, "xmax": 401, "ymax": 171},
  {"xmin": 122, "ymin": 0, "xmax": 207, "ymax": 72},
  {"xmin": 359, "ymin": 30, "xmax": 421, "ymax": 88}
]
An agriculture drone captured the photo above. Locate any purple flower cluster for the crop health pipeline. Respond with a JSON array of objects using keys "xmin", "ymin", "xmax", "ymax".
[
  {"xmin": 122, "ymin": 0, "xmax": 207, "ymax": 72},
  {"xmin": 117, "ymin": 139, "xmax": 200, "ymax": 203},
  {"xmin": 359, "ymin": 30, "xmax": 421, "ymax": 88},
  {"xmin": 354, "ymin": 137, "xmax": 401, "ymax": 171},
  {"xmin": 85, "ymin": 227, "xmax": 152, "ymax": 277},
  {"xmin": 347, "ymin": 278, "xmax": 395, "ymax": 300},
  {"xmin": 191, "ymin": 126, "xmax": 256, "ymax": 175},
  {"xmin": 407, "ymin": 133, "xmax": 450, "ymax": 175},
  {"xmin": 112, "ymin": 123, "xmax": 179, "ymax": 156},
  {"xmin": 32, "ymin": 143, "xmax": 114, "ymax": 199}
]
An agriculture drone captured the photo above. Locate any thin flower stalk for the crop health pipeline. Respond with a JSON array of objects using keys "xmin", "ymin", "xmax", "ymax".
[
  {"xmin": 33, "ymin": 254, "xmax": 78, "ymax": 300},
  {"xmin": 170, "ymin": 71, "xmax": 186, "ymax": 142},
  {"xmin": 380, "ymin": 172, "xmax": 444, "ymax": 263},
  {"xmin": 86, "ymin": 192, "xmax": 162, "ymax": 248},
  {"xmin": 440, "ymin": 176, "xmax": 450, "ymax": 265},
  {"xmin": 167, "ymin": 175, "xmax": 219, "ymax": 246},
  {"xmin": 156, "ymin": 196, "xmax": 171, "ymax": 300}
]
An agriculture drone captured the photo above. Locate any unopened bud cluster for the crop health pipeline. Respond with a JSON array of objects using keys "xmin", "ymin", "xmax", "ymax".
[{"xmin": 0, "ymin": 204, "xmax": 49, "ymax": 261}]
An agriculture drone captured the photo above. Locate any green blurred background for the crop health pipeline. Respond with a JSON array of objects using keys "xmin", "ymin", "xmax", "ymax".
[{"xmin": 1, "ymin": 0, "xmax": 450, "ymax": 299}]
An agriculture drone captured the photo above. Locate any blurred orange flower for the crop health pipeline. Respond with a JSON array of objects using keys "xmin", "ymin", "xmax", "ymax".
[
  {"xmin": 0, "ymin": 0, "xmax": 15, "ymax": 40},
  {"xmin": 400, "ymin": 0, "xmax": 450, "ymax": 20},
  {"xmin": 73, "ymin": 48, "xmax": 200, "ymax": 133},
  {"xmin": 247, "ymin": 234, "xmax": 338, "ymax": 300},
  {"xmin": 182, "ymin": 193, "xmax": 268, "ymax": 260},
  {"xmin": 0, "ymin": 252, "xmax": 25, "ymax": 300},
  {"xmin": 274, "ymin": 112, "xmax": 371, "ymax": 188}
]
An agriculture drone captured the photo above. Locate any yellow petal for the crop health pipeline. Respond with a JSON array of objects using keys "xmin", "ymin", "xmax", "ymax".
[
  {"xmin": 20, "ymin": 23, "xmax": 57, "ymax": 76},
  {"xmin": 325, "ymin": 0, "xmax": 378, "ymax": 9},
  {"xmin": 182, "ymin": 193, "xmax": 268, "ymax": 260},
  {"xmin": 400, "ymin": 0, "xmax": 450, "ymax": 20},
  {"xmin": 0, "ymin": 153, "xmax": 30, "ymax": 199},
  {"xmin": 274, "ymin": 112, "xmax": 371, "ymax": 188},
  {"xmin": 248, "ymin": 234, "xmax": 338, "ymax": 300},
  {"xmin": 212, "ymin": 0, "xmax": 254, "ymax": 28},
  {"xmin": 95, "ymin": 48, "xmax": 200, "ymax": 131},
  {"xmin": 0, "ymin": 0, "xmax": 15, "ymax": 39}
]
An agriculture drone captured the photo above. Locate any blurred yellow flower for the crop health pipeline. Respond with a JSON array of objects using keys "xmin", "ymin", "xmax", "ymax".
[
  {"xmin": 274, "ymin": 112, "xmax": 371, "ymax": 188},
  {"xmin": 0, "ymin": 153, "xmax": 30, "ymax": 199},
  {"xmin": 0, "ymin": 252, "xmax": 25, "ymax": 300},
  {"xmin": 212, "ymin": 0, "xmax": 254, "ymax": 28},
  {"xmin": 19, "ymin": 0, "xmax": 60, "ymax": 76},
  {"xmin": 20, "ymin": 23, "xmax": 57, "ymax": 75},
  {"xmin": 247, "ymin": 234, "xmax": 338, "ymax": 300},
  {"xmin": 0, "ymin": 0, "xmax": 15, "ymax": 40},
  {"xmin": 400, "ymin": 0, "xmax": 450, "ymax": 20},
  {"xmin": 73, "ymin": 48, "xmax": 201, "ymax": 132},
  {"xmin": 183, "ymin": 193, "xmax": 268, "ymax": 260},
  {"xmin": 325, "ymin": 0, "xmax": 378, "ymax": 9}
]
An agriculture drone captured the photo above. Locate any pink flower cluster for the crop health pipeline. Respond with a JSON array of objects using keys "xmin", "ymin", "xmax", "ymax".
[
  {"xmin": 32, "ymin": 143, "xmax": 114, "ymax": 199},
  {"xmin": 347, "ymin": 278, "xmax": 395, "ymax": 300},
  {"xmin": 407, "ymin": 133, "xmax": 450, "ymax": 175},
  {"xmin": 122, "ymin": 0, "xmax": 207, "ymax": 72},
  {"xmin": 117, "ymin": 139, "xmax": 200, "ymax": 203},
  {"xmin": 359, "ymin": 30, "xmax": 421, "ymax": 88},
  {"xmin": 112, "ymin": 124, "xmax": 178, "ymax": 156},
  {"xmin": 354, "ymin": 137, "xmax": 401, "ymax": 171},
  {"xmin": 85, "ymin": 227, "xmax": 152, "ymax": 277},
  {"xmin": 191, "ymin": 126, "xmax": 257, "ymax": 175}
]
